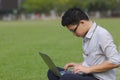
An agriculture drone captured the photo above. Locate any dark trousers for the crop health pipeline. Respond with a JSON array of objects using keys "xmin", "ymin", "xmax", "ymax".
[{"xmin": 47, "ymin": 67, "xmax": 99, "ymax": 80}]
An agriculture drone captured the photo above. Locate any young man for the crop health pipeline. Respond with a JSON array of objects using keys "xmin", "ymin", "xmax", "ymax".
[{"xmin": 47, "ymin": 7, "xmax": 120, "ymax": 80}]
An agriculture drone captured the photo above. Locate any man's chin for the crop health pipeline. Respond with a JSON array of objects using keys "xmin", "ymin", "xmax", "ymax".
[{"xmin": 75, "ymin": 34, "xmax": 81, "ymax": 37}]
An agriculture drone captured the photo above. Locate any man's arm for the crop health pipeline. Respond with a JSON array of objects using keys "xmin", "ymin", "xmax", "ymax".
[
  {"xmin": 73, "ymin": 61, "xmax": 119, "ymax": 74},
  {"xmin": 89, "ymin": 61, "xmax": 119, "ymax": 73}
]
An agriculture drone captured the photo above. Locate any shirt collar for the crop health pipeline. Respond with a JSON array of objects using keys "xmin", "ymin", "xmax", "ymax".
[{"xmin": 84, "ymin": 22, "xmax": 97, "ymax": 39}]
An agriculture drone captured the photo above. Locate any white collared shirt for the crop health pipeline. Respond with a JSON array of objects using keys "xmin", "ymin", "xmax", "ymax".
[{"xmin": 82, "ymin": 22, "xmax": 120, "ymax": 80}]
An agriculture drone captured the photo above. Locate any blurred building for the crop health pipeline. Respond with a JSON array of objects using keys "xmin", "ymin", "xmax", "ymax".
[{"xmin": 0, "ymin": 0, "xmax": 22, "ymax": 19}]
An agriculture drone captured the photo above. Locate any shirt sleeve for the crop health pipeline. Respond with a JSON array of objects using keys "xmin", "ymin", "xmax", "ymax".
[{"xmin": 99, "ymin": 29, "xmax": 120, "ymax": 65}]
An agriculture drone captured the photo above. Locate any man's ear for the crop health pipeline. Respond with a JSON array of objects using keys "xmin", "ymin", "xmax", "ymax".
[{"xmin": 80, "ymin": 20, "xmax": 85, "ymax": 24}]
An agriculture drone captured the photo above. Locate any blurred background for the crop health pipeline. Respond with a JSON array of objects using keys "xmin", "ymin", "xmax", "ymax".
[
  {"xmin": 0, "ymin": 0, "xmax": 120, "ymax": 80},
  {"xmin": 0, "ymin": 0, "xmax": 120, "ymax": 21}
]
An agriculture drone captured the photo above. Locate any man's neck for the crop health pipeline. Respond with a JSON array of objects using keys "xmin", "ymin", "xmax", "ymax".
[{"xmin": 82, "ymin": 20, "xmax": 93, "ymax": 38}]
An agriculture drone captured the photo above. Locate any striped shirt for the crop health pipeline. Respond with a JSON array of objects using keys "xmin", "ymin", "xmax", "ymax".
[{"xmin": 82, "ymin": 22, "xmax": 120, "ymax": 80}]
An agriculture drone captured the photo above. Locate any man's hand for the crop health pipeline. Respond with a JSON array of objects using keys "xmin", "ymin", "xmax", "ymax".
[
  {"xmin": 64, "ymin": 62, "xmax": 78, "ymax": 71},
  {"xmin": 64, "ymin": 62, "xmax": 91, "ymax": 74},
  {"xmin": 73, "ymin": 64, "xmax": 90, "ymax": 74}
]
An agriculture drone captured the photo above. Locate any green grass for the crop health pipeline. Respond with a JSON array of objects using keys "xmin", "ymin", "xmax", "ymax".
[{"xmin": 0, "ymin": 18, "xmax": 120, "ymax": 80}]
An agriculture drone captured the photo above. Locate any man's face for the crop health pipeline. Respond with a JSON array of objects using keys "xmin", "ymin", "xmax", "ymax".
[{"xmin": 67, "ymin": 22, "xmax": 86, "ymax": 37}]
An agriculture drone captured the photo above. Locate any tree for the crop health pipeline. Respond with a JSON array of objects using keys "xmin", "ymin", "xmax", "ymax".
[
  {"xmin": 22, "ymin": 0, "xmax": 55, "ymax": 13},
  {"xmin": 87, "ymin": 0, "xmax": 118, "ymax": 11},
  {"xmin": 22, "ymin": 0, "xmax": 118, "ymax": 14}
]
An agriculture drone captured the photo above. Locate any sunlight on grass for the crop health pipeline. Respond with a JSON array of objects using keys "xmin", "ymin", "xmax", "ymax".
[{"xmin": 0, "ymin": 18, "xmax": 120, "ymax": 80}]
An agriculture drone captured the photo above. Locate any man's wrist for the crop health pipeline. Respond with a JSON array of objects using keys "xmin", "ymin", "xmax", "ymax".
[{"xmin": 88, "ymin": 66, "xmax": 93, "ymax": 73}]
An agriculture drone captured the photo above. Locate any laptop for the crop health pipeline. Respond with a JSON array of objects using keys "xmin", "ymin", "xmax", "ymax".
[{"xmin": 39, "ymin": 52, "xmax": 72, "ymax": 77}]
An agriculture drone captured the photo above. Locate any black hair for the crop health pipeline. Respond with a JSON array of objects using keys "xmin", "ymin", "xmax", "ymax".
[{"xmin": 61, "ymin": 7, "xmax": 89, "ymax": 27}]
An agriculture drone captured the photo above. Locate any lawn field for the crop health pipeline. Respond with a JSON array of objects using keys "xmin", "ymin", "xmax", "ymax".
[{"xmin": 0, "ymin": 18, "xmax": 120, "ymax": 80}]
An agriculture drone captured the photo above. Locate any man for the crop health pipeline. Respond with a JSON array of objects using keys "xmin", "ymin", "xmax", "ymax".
[{"xmin": 47, "ymin": 7, "xmax": 120, "ymax": 80}]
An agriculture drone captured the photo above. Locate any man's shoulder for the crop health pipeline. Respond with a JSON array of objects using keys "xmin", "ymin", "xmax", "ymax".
[
  {"xmin": 96, "ymin": 25, "xmax": 113, "ymax": 40},
  {"xmin": 96, "ymin": 26, "xmax": 110, "ymax": 35}
]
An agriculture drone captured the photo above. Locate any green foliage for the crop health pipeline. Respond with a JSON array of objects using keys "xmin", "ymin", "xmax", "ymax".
[
  {"xmin": 22, "ymin": 0, "xmax": 119, "ymax": 14},
  {"xmin": 22, "ymin": 0, "xmax": 54, "ymax": 13},
  {"xmin": 87, "ymin": 0, "xmax": 118, "ymax": 11}
]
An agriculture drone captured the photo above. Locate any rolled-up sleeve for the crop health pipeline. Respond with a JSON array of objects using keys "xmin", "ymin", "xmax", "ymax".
[{"xmin": 99, "ymin": 29, "xmax": 120, "ymax": 65}]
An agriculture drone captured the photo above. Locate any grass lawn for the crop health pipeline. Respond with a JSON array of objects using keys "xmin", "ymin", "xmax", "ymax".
[{"xmin": 0, "ymin": 18, "xmax": 120, "ymax": 80}]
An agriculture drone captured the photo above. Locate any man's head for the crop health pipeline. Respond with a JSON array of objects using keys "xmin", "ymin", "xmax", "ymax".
[
  {"xmin": 61, "ymin": 7, "xmax": 91, "ymax": 37},
  {"xmin": 61, "ymin": 7, "xmax": 89, "ymax": 27}
]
